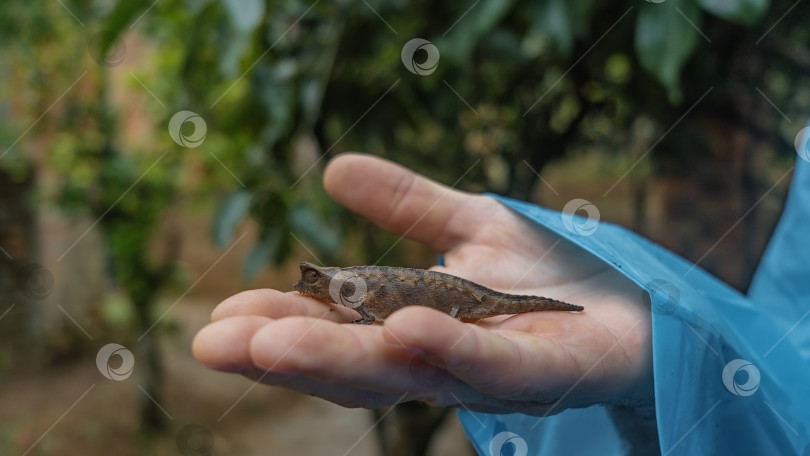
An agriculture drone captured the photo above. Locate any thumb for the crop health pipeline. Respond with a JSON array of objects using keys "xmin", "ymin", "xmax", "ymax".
[{"xmin": 324, "ymin": 153, "xmax": 487, "ymax": 252}]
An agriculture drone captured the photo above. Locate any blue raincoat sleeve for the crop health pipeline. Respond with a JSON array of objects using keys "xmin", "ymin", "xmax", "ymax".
[{"xmin": 459, "ymin": 157, "xmax": 810, "ymax": 455}]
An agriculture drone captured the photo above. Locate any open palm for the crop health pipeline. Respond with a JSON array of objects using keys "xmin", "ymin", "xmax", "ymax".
[{"xmin": 193, "ymin": 153, "xmax": 653, "ymax": 416}]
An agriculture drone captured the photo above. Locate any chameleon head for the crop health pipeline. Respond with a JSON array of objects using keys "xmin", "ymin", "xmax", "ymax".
[
  {"xmin": 293, "ymin": 262, "xmax": 368, "ymax": 309},
  {"xmin": 293, "ymin": 262, "xmax": 336, "ymax": 303}
]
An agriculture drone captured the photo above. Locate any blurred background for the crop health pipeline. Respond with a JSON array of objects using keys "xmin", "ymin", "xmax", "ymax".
[{"xmin": 0, "ymin": 0, "xmax": 807, "ymax": 454}]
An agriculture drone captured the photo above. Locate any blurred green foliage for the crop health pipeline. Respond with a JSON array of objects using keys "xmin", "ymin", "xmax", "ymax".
[
  {"xmin": 2, "ymin": 0, "xmax": 808, "ymax": 282},
  {"xmin": 117, "ymin": 0, "xmax": 804, "ymax": 276}
]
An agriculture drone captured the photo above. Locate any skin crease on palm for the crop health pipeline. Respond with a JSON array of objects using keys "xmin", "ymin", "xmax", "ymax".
[{"xmin": 192, "ymin": 153, "xmax": 654, "ymax": 416}]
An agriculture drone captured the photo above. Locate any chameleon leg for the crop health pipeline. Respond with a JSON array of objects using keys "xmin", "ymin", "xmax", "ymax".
[
  {"xmin": 352, "ymin": 305, "xmax": 376, "ymax": 325},
  {"xmin": 449, "ymin": 306, "xmax": 460, "ymax": 319}
]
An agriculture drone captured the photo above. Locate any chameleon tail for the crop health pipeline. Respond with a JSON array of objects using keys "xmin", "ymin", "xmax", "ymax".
[{"xmin": 470, "ymin": 293, "xmax": 584, "ymax": 319}]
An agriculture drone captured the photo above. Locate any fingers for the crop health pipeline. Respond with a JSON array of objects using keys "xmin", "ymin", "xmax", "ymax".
[
  {"xmin": 210, "ymin": 289, "xmax": 358, "ymax": 323},
  {"xmin": 323, "ymin": 153, "xmax": 496, "ymax": 252},
  {"xmin": 195, "ymin": 313, "xmax": 502, "ymax": 407},
  {"xmin": 196, "ymin": 314, "xmax": 428, "ymax": 391},
  {"xmin": 249, "ymin": 317, "xmax": 417, "ymax": 388},
  {"xmin": 193, "ymin": 311, "xmax": 568, "ymax": 413},
  {"xmin": 246, "ymin": 316, "xmax": 528, "ymax": 410},
  {"xmin": 193, "ymin": 316, "xmax": 404, "ymax": 409},
  {"xmin": 193, "ymin": 316, "xmax": 272, "ymax": 371},
  {"xmin": 381, "ymin": 307, "xmax": 577, "ymax": 403}
]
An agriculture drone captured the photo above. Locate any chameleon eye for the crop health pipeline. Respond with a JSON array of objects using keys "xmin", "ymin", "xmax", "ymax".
[{"xmin": 304, "ymin": 269, "xmax": 319, "ymax": 283}]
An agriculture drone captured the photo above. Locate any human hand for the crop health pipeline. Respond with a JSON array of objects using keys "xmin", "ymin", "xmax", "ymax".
[{"xmin": 192, "ymin": 153, "xmax": 653, "ymax": 416}]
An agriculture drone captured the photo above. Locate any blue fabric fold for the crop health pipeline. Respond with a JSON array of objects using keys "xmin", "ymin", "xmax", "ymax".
[{"xmin": 459, "ymin": 157, "xmax": 810, "ymax": 455}]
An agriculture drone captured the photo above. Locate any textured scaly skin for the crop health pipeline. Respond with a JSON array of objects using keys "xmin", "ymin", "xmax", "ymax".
[{"xmin": 293, "ymin": 262, "xmax": 584, "ymax": 324}]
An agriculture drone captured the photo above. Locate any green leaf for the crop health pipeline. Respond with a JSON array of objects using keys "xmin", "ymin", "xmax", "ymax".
[
  {"xmin": 439, "ymin": 0, "xmax": 517, "ymax": 65},
  {"xmin": 212, "ymin": 190, "xmax": 252, "ymax": 246},
  {"xmin": 221, "ymin": 0, "xmax": 265, "ymax": 34},
  {"xmin": 101, "ymin": 1, "xmax": 150, "ymax": 46},
  {"xmin": 243, "ymin": 228, "xmax": 282, "ymax": 281},
  {"xmin": 218, "ymin": 0, "xmax": 265, "ymax": 76},
  {"xmin": 635, "ymin": 0, "xmax": 701, "ymax": 103},
  {"xmin": 531, "ymin": 0, "xmax": 598, "ymax": 57},
  {"xmin": 289, "ymin": 205, "xmax": 341, "ymax": 257},
  {"xmin": 697, "ymin": 0, "xmax": 768, "ymax": 25}
]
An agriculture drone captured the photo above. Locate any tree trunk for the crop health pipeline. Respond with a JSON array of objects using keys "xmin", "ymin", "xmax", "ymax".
[
  {"xmin": 134, "ymin": 296, "xmax": 167, "ymax": 432},
  {"xmin": 373, "ymin": 403, "xmax": 451, "ymax": 456},
  {"xmin": 0, "ymin": 165, "xmax": 41, "ymax": 368}
]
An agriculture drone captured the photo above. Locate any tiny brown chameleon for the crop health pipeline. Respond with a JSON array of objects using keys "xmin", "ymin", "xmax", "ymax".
[{"xmin": 293, "ymin": 262, "xmax": 584, "ymax": 324}]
